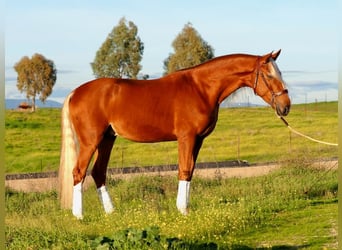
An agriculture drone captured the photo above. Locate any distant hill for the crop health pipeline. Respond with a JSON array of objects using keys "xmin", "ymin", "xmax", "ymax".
[{"xmin": 5, "ymin": 99, "xmax": 62, "ymax": 109}]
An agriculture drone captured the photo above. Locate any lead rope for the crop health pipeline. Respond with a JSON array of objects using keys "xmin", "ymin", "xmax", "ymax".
[
  {"xmin": 278, "ymin": 116, "xmax": 338, "ymax": 146},
  {"xmin": 278, "ymin": 115, "xmax": 338, "ymax": 196}
]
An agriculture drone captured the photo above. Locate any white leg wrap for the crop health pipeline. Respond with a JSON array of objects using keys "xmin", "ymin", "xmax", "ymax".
[
  {"xmin": 72, "ymin": 182, "xmax": 83, "ymax": 219},
  {"xmin": 176, "ymin": 180, "xmax": 190, "ymax": 215},
  {"xmin": 97, "ymin": 186, "xmax": 114, "ymax": 214}
]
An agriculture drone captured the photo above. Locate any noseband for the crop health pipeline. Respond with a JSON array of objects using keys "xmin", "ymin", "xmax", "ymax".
[{"xmin": 253, "ymin": 57, "xmax": 288, "ymax": 105}]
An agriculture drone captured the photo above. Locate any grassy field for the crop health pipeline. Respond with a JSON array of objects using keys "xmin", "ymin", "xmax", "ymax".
[
  {"xmin": 5, "ymin": 162, "xmax": 338, "ymax": 249},
  {"xmin": 5, "ymin": 101, "xmax": 338, "ymax": 173},
  {"xmin": 5, "ymin": 101, "xmax": 338, "ymax": 249}
]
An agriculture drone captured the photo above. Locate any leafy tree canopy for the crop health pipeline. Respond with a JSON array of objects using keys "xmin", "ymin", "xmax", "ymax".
[
  {"xmin": 163, "ymin": 23, "xmax": 214, "ymax": 75},
  {"xmin": 91, "ymin": 17, "xmax": 144, "ymax": 79},
  {"xmin": 14, "ymin": 53, "xmax": 57, "ymax": 111}
]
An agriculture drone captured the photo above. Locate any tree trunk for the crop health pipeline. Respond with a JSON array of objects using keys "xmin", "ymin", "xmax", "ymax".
[{"xmin": 32, "ymin": 96, "xmax": 36, "ymax": 112}]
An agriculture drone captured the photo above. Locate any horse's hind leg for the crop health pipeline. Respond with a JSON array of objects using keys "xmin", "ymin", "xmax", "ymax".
[
  {"xmin": 92, "ymin": 128, "xmax": 116, "ymax": 214},
  {"xmin": 72, "ymin": 145, "xmax": 96, "ymax": 219}
]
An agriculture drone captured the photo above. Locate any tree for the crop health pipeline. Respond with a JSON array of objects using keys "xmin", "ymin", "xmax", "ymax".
[
  {"xmin": 14, "ymin": 53, "xmax": 57, "ymax": 112},
  {"xmin": 91, "ymin": 17, "xmax": 144, "ymax": 79},
  {"xmin": 163, "ymin": 23, "xmax": 214, "ymax": 75}
]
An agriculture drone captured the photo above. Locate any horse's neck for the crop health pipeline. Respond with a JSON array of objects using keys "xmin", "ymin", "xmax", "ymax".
[{"xmin": 193, "ymin": 56, "xmax": 256, "ymax": 105}]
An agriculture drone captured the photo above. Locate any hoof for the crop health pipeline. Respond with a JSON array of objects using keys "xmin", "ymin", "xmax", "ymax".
[
  {"xmin": 73, "ymin": 213, "xmax": 83, "ymax": 220},
  {"xmin": 104, "ymin": 206, "xmax": 114, "ymax": 215},
  {"xmin": 177, "ymin": 207, "xmax": 189, "ymax": 215}
]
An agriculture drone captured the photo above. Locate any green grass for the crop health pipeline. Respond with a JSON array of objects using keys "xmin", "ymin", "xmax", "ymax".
[
  {"xmin": 5, "ymin": 161, "xmax": 337, "ymax": 249},
  {"xmin": 5, "ymin": 102, "xmax": 338, "ymax": 249},
  {"xmin": 5, "ymin": 101, "xmax": 338, "ymax": 173},
  {"xmin": 5, "ymin": 109, "xmax": 61, "ymax": 173}
]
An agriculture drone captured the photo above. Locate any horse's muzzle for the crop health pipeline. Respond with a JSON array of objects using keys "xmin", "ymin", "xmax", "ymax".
[{"xmin": 276, "ymin": 104, "xmax": 290, "ymax": 117}]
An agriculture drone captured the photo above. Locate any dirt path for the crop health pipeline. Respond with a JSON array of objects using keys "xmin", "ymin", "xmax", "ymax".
[{"xmin": 5, "ymin": 159, "xmax": 337, "ymax": 193}]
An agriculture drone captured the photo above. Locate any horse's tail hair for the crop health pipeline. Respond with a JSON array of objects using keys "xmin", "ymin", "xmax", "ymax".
[{"xmin": 58, "ymin": 92, "xmax": 78, "ymax": 209}]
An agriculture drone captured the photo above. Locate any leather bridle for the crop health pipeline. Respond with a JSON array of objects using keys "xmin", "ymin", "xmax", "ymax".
[{"xmin": 253, "ymin": 57, "xmax": 288, "ymax": 105}]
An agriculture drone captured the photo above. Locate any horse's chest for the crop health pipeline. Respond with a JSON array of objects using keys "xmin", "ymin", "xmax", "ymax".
[
  {"xmin": 199, "ymin": 118, "xmax": 217, "ymax": 137},
  {"xmin": 197, "ymin": 108, "xmax": 219, "ymax": 137}
]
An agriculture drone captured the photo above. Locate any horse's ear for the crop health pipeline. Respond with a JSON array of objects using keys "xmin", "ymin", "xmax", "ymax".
[
  {"xmin": 261, "ymin": 52, "xmax": 273, "ymax": 64},
  {"xmin": 271, "ymin": 49, "xmax": 281, "ymax": 61},
  {"xmin": 261, "ymin": 50, "xmax": 281, "ymax": 64}
]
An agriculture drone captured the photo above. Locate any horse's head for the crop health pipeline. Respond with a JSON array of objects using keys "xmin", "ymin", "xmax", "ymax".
[{"xmin": 253, "ymin": 50, "xmax": 291, "ymax": 117}]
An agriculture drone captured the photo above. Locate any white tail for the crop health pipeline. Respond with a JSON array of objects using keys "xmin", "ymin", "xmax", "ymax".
[{"xmin": 58, "ymin": 92, "xmax": 78, "ymax": 209}]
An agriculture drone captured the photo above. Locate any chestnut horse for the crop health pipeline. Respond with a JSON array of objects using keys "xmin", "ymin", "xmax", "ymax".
[{"xmin": 59, "ymin": 50, "xmax": 290, "ymax": 219}]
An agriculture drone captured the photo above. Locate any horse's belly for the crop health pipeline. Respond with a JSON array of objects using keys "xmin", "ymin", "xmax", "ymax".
[{"xmin": 112, "ymin": 123, "xmax": 177, "ymax": 143}]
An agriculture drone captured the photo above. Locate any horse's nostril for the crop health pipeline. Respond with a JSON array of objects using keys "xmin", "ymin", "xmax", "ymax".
[
  {"xmin": 276, "ymin": 104, "xmax": 290, "ymax": 117},
  {"xmin": 283, "ymin": 106, "xmax": 290, "ymax": 116}
]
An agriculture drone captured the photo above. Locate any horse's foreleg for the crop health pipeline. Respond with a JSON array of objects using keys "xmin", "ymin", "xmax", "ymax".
[
  {"xmin": 176, "ymin": 136, "xmax": 203, "ymax": 215},
  {"xmin": 92, "ymin": 132, "xmax": 116, "ymax": 214},
  {"xmin": 176, "ymin": 180, "xmax": 191, "ymax": 215}
]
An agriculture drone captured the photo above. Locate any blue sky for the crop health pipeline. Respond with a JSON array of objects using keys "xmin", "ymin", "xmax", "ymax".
[{"xmin": 5, "ymin": 1, "xmax": 338, "ymax": 104}]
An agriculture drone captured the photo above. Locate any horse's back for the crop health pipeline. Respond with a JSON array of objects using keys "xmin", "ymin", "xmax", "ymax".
[
  {"xmin": 68, "ymin": 75, "xmax": 218, "ymax": 143},
  {"xmin": 68, "ymin": 78, "xmax": 179, "ymax": 142}
]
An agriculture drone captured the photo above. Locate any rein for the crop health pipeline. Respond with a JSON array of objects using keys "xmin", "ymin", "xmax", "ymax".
[{"xmin": 278, "ymin": 116, "xmax": 338, "ymax": 146}]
